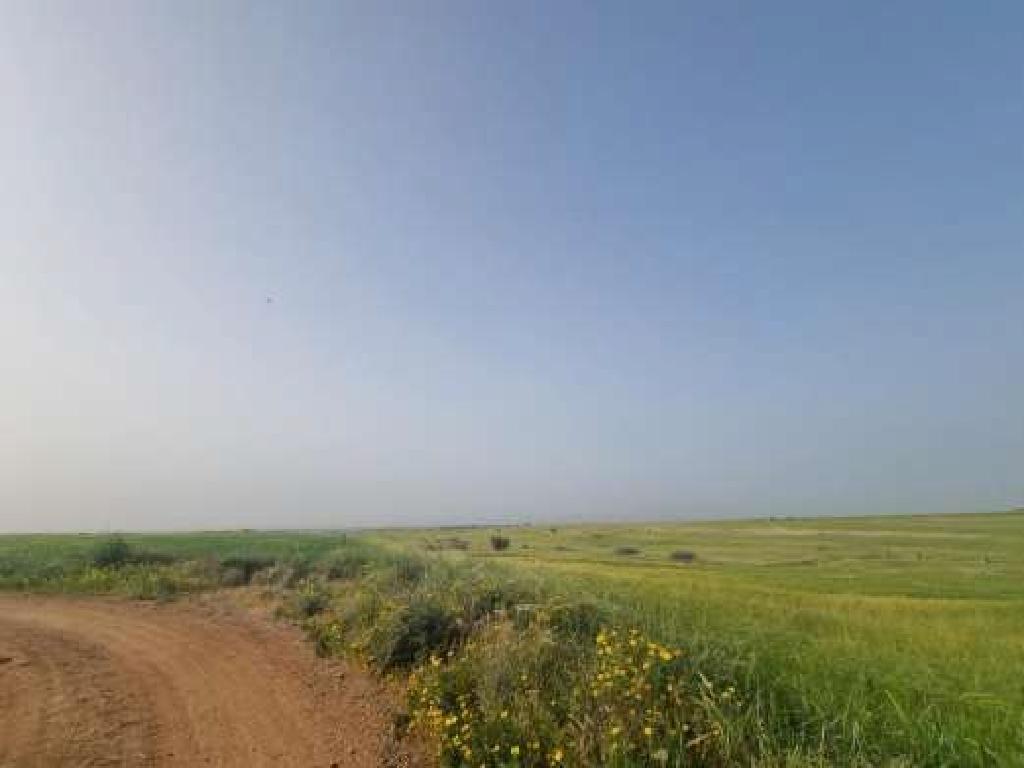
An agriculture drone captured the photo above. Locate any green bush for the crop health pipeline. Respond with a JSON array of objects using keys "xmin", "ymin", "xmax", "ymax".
[
  {"xmin": 369, "ymin": 596, "xmax": 461, "ymax": 671},
  {"xmin": 295, "ymin": 585, "xmax": 330, "ymax": 618},
  {"xmin": 91, "ymin": 536, "xmax": 133, "ymax": 568},
  {"xmin": 670, "ymin": 550, "xmax": 697, "ymax": 563}
]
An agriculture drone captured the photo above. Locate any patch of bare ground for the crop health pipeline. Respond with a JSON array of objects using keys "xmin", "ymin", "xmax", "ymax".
[{"xmin": 0, "ymin": 593, "xmax": 428, "ymax": 768}]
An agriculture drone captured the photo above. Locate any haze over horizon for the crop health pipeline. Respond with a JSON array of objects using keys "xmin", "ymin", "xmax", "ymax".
[{"xmin": 2, "ymin": 1, "xmax": 1022, "ymax": 533}]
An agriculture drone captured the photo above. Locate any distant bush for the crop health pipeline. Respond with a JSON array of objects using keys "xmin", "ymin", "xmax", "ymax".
[
  {"xmin": 613, "ymin": 545, "xmax": 641, "ymax": 556},
  {"xmin": 670, "ymin": 549, "xmax": 697, "ymax": 563},
  {"xmin": 91, "ymin": 536, "xmax": 133, "ymax": 568},
  {"xmin": 489, "ymin": 535, "xmax": 511, "ymax": 551},
  {"xmin": 90, "ymin": 538, "xmax": 181, "ymax": 570}
]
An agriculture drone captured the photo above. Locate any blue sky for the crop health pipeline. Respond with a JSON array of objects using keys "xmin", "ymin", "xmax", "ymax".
[{"xmin": 1, "ymin": 1, "xmax": 1021, "ymax": 530}]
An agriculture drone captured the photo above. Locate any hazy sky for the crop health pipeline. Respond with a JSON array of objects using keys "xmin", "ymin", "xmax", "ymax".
[{"xmin": 2, "ymin": 1, "xmax": 1022, "ymax": 532}]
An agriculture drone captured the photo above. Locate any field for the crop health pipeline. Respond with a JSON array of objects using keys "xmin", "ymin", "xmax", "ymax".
[
  {"xmin": 372, "ymin": 511, "xmax": 1024, "ymax": 765},
  {"xmin": 2, "ymin": 511, "xmax": 1023, "ymax": 766}
]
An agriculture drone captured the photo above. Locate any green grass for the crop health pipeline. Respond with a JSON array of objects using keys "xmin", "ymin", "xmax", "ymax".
[
  {"xmin": 0, "ymin": 531, "xmax": 346, "ymax": 596},
  {"xmin": 2, "ymin": 511, "xmax": 1022, "ymax": 765},
  {"xmin": 368, "ymin": 511, "xmax": 1024, "ymax": 766}
]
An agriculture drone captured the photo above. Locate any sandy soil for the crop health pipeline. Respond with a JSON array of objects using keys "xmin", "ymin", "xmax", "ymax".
[{"xmin": 0, "ymin": 593, "xmax": 425, "ymax": 768}]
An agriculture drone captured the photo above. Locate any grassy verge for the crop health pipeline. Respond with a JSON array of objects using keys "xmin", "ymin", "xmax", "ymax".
[{"xmin": 293, "ymin": 548, "xmax": 760, "ymax": 767}]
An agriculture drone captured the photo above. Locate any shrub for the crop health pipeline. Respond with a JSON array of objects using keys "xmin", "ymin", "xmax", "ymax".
[
  {"xmin": 90, "ymin": 538, "xmax": 179, "ymax": 570},
  {"xmin": 287, "ymin": 556, "xmax": 313, "ymax": 582},
  {"xmin": 490, "ymin": 535, "xmax": 511, "ymax": 551},
  {"xmin": 91, "ymin": 536, "xmax": 133, "ymax": 568},
  {"xmin": 295, "ymin": 586, "xmax": 330, "ymax": 618},
  {"xmin": 369, "ymin": 597, "xmax": 460, "ymax": 671},
  {"xmin": 670, "ymin": 549, "xmax": 697, "ymax": 563}
]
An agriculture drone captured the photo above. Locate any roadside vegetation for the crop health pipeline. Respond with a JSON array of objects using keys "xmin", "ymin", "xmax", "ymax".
[
  {"xmin": 0, "ymin": 531, "xmax": 340, "ymax": 598},
  {"xmin": 2, "ymin": 511, "xmax": 1022, "ymax": 766}
]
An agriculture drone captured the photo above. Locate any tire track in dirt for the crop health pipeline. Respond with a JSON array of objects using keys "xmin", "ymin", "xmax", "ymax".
[{"xmin": 0, "ymin": 594, "xmax": 424, "ymax": 768}]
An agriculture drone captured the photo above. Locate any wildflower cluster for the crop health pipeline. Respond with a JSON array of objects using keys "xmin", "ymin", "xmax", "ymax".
[
  {"xmin": 311, "ymin": 618, "xmax": 346, "ymax": 656},
  {"xmin": 407, "ymin": 621, "xmax": 572, "ymax": 767},
  {"xmin": 406, "ymin": 618, "xmax": 745, "ymax": 767},
  {"xmin": 574, "ymin": 628, "xmax": 733, "ymax": 765},
  {"xmin": 288, "ymin": 550, "xmax": 749, "ymax": 767}
]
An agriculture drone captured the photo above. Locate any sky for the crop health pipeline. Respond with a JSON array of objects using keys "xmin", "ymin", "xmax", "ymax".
[{"xmin": 1, "ymin": 1, "xmax": 1022, "ymax": 532}]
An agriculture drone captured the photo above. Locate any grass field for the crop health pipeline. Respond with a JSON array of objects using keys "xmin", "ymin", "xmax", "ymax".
[
  {"xmin": 2, "ymin": 511, "xmax": 1022, "ymax": 766},
  {"xmin": 371, "ymin": 511, "xmax": 1024, "ymax": 766}
]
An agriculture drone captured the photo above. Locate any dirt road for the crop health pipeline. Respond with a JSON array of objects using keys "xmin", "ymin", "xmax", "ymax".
[{"xmin": 0, "ymin": 594, "xmax": 423, "ymax": 768}]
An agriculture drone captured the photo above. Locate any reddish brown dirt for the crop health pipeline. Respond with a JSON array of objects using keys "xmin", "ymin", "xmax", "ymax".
[{"xmin": 0, "ymin": 594, "xmax": 426, "ymax": 768}]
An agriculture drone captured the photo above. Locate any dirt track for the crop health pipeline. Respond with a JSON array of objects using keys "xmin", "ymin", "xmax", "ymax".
[{"xmin": 0, "ymin": 594, "xmax": 423, "ymax": 767}]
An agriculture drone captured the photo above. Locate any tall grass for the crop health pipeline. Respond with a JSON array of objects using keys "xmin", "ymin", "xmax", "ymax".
[
  {"xmin": 297, "ymin": 547, "xmax": 760, "ymax": 766},
  {"xmin": 367, "ymin": 513, "xmax": 1024, "ymax": 767}
]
